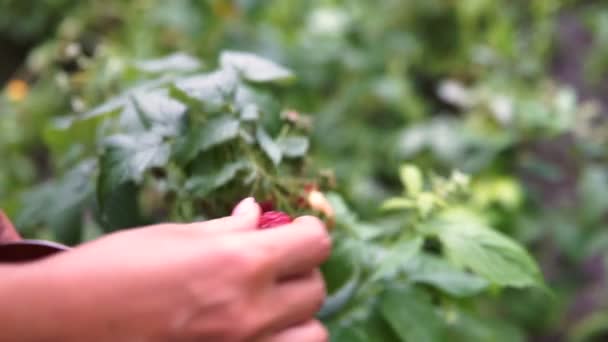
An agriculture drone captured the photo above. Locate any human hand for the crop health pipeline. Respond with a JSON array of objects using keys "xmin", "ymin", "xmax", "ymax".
[{"xmin": 3, "ymin": 198, "xmax": 331, "ymax": 342}]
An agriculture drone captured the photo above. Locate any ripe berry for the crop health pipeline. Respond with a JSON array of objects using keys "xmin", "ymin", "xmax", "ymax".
[
  {"xmin": 259, "ymin": 200, "xmax": 275, "ymax": 213},
  {"xmin": 258, "ymin": 211, "xmax": 293, "ymax": 229}
]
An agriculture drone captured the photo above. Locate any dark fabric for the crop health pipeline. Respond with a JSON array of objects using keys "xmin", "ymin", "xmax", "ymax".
[
  {"xmin": 0, "ymin": 211, "xmax": 68, "ymax": 263},
  {"xmin": 0, "ymin": 210, "xmax": 21, "ymax": 243}
]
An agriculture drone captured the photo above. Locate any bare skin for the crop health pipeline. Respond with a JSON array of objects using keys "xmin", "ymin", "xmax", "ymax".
[{"xmin": 0, "ymin": 198, "xmax": 331, "ymax": 341}]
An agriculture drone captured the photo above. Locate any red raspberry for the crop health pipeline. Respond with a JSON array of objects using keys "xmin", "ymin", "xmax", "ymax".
[
  {"xmin": 259, "ymin": 200, "xmax": 275, "ymax": 213},
  {"xmin": 258, "ymin": 211, "xmax": 293, "ymax": 229}
]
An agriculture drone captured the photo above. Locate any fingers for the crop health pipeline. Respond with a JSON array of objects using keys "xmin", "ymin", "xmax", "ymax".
[
  {"xmin": 268, "ymin": 270, "xmax": 326, "ymax": 331},
  {"xmin": 182, "ymin": 197, "xmax": 261, "ymax": 234},
  {"xmin": 244, "ymin": 216, "xmax": 332, "ymax": 279},
  {"xmin": 265, "ymin": 320, "xmax": 328, "ymax": 342}
]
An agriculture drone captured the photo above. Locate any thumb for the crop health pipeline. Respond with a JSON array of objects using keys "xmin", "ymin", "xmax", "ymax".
[{"xmin": 186, "ymin": 197, "xmax": 261, "ymax": 234}]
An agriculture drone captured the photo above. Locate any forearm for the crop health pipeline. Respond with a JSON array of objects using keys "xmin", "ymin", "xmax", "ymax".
[
  {"xmin": 0, "ymin": 262, "xmax": 84, "ymax": 342},
  {"xmin": 0, "ymin": 262, "xmax": 107, "ymax": 342}
]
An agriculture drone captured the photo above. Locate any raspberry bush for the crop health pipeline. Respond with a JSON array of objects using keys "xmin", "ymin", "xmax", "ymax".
[
  {"xmin": 5, "ymin": 1, "xmax": 608, "ymax": 340},
  {"xmin": 12, "ymin": 52, "xmax": 544, "ymax": 341}
]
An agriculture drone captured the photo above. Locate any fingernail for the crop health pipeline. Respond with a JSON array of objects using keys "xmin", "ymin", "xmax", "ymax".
[{"xmin": 232, "ymin": 197, "xmax": 257, "ymax": 216}]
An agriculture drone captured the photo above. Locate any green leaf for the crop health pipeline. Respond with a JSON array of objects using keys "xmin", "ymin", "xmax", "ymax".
[
  {"xmin": 403, "ymin": 253, "xmax": 488, "ymax": 297},
  {"xmin": 101, "ymin": 133, "xmax": 171, "ymax": 184},
  {"xmin": 256, "ymin": 126, "xmax": 282, "ymax": 165},
  {"xmin": 44, "ymin": 106, "xmax": 122, "ymax": 154},
  {"xmin": 168, "ymin": 84, "xmax": 206, "ymax": 112},
  {"xmin": 173, "ymin": 116, "xmax": 240, "ymax": 163},
  {"xmin": 329, "ymin": 311, "xmax": 401, "ymax": 342},
  {"xmin": 175, "ymin": 69, "xmax": 238, "ymax": 108},
  {"xmin": 446, "ymin": 309, "xmax": 526, "ymax": 342},
  {"xmin": 197, "ymin": 116, "xmax": 241, "ymax": 150},
  {"xmin": 381, "ymin": 197, "xmax": 415, "ymax": 211},
  {"xmin": 371, "ymin": 237, "xmax": 423, "ymax": 281},
  {"xmin": 185, "ymin": 159, "xmax": 250, "ymax": 196},
  {"xmin": 318, "ymin": 269, "xmax": 360, "ymax": 320},
  {"xmin": 220, "ymin": 51, "xmax": 295, "ymax": 83},
  {"xmin": 131, "ymin": 89, "xmax": 186, "ymax": 136},
  {"xmin": 424, "ymin": 210, "xmax": 543, "ymax": 288},
  {"xmin": 277, "ymin": 136, "xmax": 309, "ymax": 157},
  {"xmin": 97, "ymin": 133, "xmax": 169, "ymax": 231},
  {"xmin": 97, "ymin": 181, "xmax": 141, "ymax": 232},
  {"xmin": 417, "ymin": 192, "xmax": 439, "ymax": 217},
  {"xmin": 240, "ymin": 103, "xmax": 260, "ymax": 121},
  {"xmin": 135, "ymin": 52, "xmax": 202, "ymax": 73},
  {"xmin": 381, "ymin": 286, "xmax": 445, "ymax": 342},
  {"xmin": 399, "ymin": 164, "xmax": 423, "ymax": 196},
  {"xmin": 16, "ymin": 161, "xmax": 95, "ymax": 244}
]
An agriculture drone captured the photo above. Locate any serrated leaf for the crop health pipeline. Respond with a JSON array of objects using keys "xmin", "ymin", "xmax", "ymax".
[
  {"xmin": 175, "ymin": 68, "xmax": 238, "ymax": 108},
  {"xmin": 199, "ymin": 116, "xmax": 241, "ymax": 150},
  {"xmin": 233, "ymin": 84, "xmax": 280, "ymax": 115},
  {"xmin": 131, "ymin": 89, "xmax": 186, "ymax": 136},
  {"xmin": 277, "ymin": 136, "xmax": 309, "ymax": 157},
  {"xmin": 403, "ymin": 253, "xmax": 488, "ymax": 297},
  {"xmin": 220, "ymin": 51, "xmax": 295, "ymax": 83},
  {"xmin": 16, "ymin": 161, "xmax": 95, "ymax": 244},
  {"xmin": 135, "ymin": 52, "xmax": 202, "ymax": 73},
  {"xmin": 400, "ymin": 164, "xmax": 423, "ymax": 196},
  {"xmin": 424, "ymin": 210, "xmax": 543, "ymax": 288},
  {"xmin": 173, "ymin": 116, "xmax": 240, "ymax": 163},
  {"xmin": 371, "ymin": 237, "xmax": 423, "ymax": 281},
  {"xmin": 381, "ymin": 286, "xmax": 445, "ymax": 342},
  {"xmin": 256, "ymin": 126, "xmax": 282, "ymax": 165},
  {"xmin": 101, "ymin": 133, "xmax": 171, "ymax": 184},
  {"xmin": 44, "ymin": 107, "xmax": 121, "ymax": 154},
  {"xmin": 185, "ymin": 160, "xmax": 249, "ymax": 196},
  {"xmin": 96, "ymin": 132, "xmax": 168, "ymax": 231}
]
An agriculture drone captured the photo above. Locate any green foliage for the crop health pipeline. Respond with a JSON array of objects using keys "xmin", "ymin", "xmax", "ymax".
[
  {"xmin": 27, "ymin": 52, "xmax": 313, "ymax": 235},
  {"xmin": 3, "ymin": 0, "xmax": 608, "ymax": 340},
  {"xmin": 318, "ymin": 166, "xmax": 543, "ymax": 341}
]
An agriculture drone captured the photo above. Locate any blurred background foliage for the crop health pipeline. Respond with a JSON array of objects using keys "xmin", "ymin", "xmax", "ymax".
[{"xmin": 2, "ymin": 0, "xmax": 608, "ymax": 340}]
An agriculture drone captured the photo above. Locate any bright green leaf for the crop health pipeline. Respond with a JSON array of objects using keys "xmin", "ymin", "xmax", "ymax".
[
  {"xmin": 381, "ymin": 197, "xmax": 415, "ymax": 211},
  {"xmin": 417, "ymin": 192, "xmax": 438, "ymax": 217},
  {"xmin": 424, "ymin": 210, "xmax": 544, "ymax": 288},
  {"xmin": 400, "ymin": 164, "xmax": 423, "ymax": 196}
]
